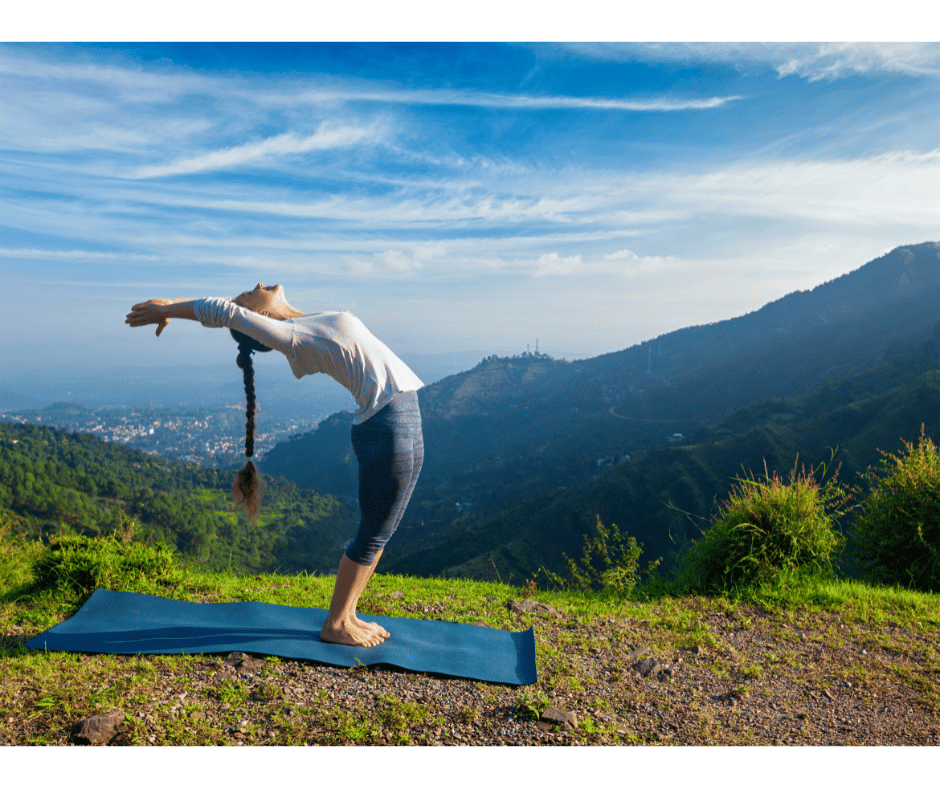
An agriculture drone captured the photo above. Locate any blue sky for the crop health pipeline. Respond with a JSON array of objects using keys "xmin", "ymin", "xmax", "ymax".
[{"xmin": 2, "ymin": 33, "xmax": 939, "ymax": 387}]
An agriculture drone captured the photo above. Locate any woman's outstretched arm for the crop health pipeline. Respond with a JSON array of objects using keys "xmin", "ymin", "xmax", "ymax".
[
  {"xmin": 125, "ymin": 299, "xmax": 199, "ymax": 336},
  {"xmin": 126, "ymin": 297, "xmax": 295, "ymax": 356}
]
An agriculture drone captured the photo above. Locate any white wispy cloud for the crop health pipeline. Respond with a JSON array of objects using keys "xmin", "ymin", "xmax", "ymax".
[
  {"xmin": 345, "ymin": 246, "xmax": 446, "ymax": 277},
  {"xmin": 0, "ymin": 248, "xmax": 159, "ymax": 261},
  {"xmin": 663, "ymin": 149, "xmax": 940, "ymax": 226},
  {"xmin": 1, "ymin": 46, "xmax": 744, "ymax": 163},
  {"xmin": 532, "ymin": 252, "xmax": 584, "ymax": 277},
  {"xmin": 528, "ymin": 249, "xmax": 682, "ymax": 279},
  {"xmin": 129, "ymin": 123, "xmax": 385, "ymax": 178},
  {"xmin": 603, "ymin": 249, "xmax": 677, "ymax": 277},
  {"xmin": 4, "ymin": 142, "xmax": 936, "ymax": 283},
  {"xmin": 0, "ymin": 50, "xmax": 216, "ymax": 101},
  {"xmin": 558, "ymin": 42, "xmax": 940, "ymax": 81},
  {"xmin": 290, "ymin": 87, "xmax": 743, "ymax": 112},
  {"xmin": 774, "ymin": 43, "xmax": 940, "ymax": 81}
]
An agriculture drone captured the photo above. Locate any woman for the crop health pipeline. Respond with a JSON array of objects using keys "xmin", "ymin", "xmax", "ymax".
[{"xmin": 126, "ymin": 284, "xmax": 424, "ymax": 648}]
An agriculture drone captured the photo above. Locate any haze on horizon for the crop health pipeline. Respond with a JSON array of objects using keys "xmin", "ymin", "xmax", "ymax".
[{"xmin": 2, "ymin": 34, "xmax": 939, "ymax": 389}]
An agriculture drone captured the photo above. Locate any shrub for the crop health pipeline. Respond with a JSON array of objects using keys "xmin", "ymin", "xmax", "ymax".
[
  {"xmin": 541, "ymin": 515, "xmax": 660, "ymax": 597},
  {"xmin": 676, "ymin": 457, "xmax": 850, "ymax": 594},
  {"xmin": 0, "ymin": 514, "xmax": 44, "ymax": 595},
  {"xmin": 31, "ymin": 516, "xmax": 181, "ymax": 596},
  {"xmin": 852, "ymin": 425, "xmax": 939, "ymax": 592}
]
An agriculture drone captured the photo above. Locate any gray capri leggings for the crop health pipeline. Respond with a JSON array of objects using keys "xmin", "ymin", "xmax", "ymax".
[{"xmin": 344, "ymin": 390, "xmax": 424, "ymax": 566}]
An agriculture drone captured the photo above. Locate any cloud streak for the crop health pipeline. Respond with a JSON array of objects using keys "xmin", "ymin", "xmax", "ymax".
[
  {"xmin": 559, "ymin": 42, "xmax": 940, "ymax": 81},
  {"xmin": 99, "ymin": 148, "xmax": 940, "ymax": 232},
  {"xmin": 774, "ymin": 43, "xmax": 940, "ymax": 81},
  {"xmin": 290, "ymin": 87, "xmax": 744, "ymax": 112},
  {"xmin": 129, "ymin": 123, "xmax": 385, "ymax": 178}
]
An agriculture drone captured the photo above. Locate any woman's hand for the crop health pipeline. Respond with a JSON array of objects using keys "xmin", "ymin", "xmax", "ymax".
[{"xmin": 126, "ymin": 299, "xmax": 173, "ymax": 337}]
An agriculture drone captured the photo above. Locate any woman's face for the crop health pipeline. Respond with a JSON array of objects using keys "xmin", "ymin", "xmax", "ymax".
[{"xmin": 234, "ymin": 283, "xmax": 292, "ymax": 317}]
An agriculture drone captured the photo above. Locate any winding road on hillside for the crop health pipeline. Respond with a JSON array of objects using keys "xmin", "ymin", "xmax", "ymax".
[{"xmin": 608, "ymin": 406, "xmax": 686, "ymax": 423}]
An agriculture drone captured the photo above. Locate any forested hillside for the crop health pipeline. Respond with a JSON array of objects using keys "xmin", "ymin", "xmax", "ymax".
[
  {"xmin": 383, "ymin": 348, "xmax": 938, "ymax": 584},
  {"xmin": 0, "ymin": 424, "xmax": 359, "ymax": 577},
  {"xmin": 262, "ymin": 243, "xmax": 939, "ymax": 582}
]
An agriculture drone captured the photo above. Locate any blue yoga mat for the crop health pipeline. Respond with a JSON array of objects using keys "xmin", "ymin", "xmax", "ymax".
[{"xmin": 25, "ymin": 589, "xmax": 537, "ymax": 686}]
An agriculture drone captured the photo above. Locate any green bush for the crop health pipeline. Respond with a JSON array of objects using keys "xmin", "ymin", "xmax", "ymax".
[
  {"xmin": 541, "ymin": 515, "xmax": 660, "ymax": 597},
  {"xmin": 676, "ymin": 458, "xmax": 850, "ymax": 594},
  {"xmin": 31, "ymin": 517, "xmax": 181, "ymax": 596},
  {"xmin": 0, "ymin": 515, "xmax": 44, "ymax": 596},
  {"xmin": 852, "ymin": 425, "xmax": 939, "ymax": 592}
]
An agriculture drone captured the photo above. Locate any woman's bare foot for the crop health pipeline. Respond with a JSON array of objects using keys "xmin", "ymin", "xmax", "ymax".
[
  {"xmin": 320, "ymin": 616, "xmax": 385, "ymax": 648},
  {"xmin": 355, "ymin": 618, "xmax": 391, "ymax": 639}
]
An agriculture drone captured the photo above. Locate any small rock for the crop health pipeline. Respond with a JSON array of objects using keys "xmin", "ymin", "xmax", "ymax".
[
  {"xmin": 540, "ymin": 707, "xmax": 578, "ymax": 730},
  {"xmin": 507, "ymin": 599, "xmax": 562, "ymax": 618},
  {"xmin": 225, "ymin": 651, "xmax": 265, "ymax": 675},
  {"xmin": 71, "ymin": 709, "xmax": 125, "ymax": 745},
  {"xmin": 633, "ymin": 657, "xmax": 663, "ymax": 677}
]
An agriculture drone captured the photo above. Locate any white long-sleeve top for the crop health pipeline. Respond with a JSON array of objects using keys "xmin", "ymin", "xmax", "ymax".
[{"xmin": 193, "ymin": 298, "xmax": 423, "ymax": 425}]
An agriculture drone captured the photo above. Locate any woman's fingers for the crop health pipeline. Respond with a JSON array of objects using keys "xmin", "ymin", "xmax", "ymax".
[
  {"xmin": 125, "ymin": 307, "xmax": 152, "ymax": 324},
  {"xmin": 126, "ymin": 302, "xmax": 169, "ymax": 336}
]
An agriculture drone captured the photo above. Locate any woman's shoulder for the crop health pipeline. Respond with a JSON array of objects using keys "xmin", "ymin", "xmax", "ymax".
[
  {"xmin": 292, "ymin": 310, "xmax": 366, "ymax": 333},
  {"xmin": 294, "ymin": 309, "xmax": 357, "ymax": 322}
]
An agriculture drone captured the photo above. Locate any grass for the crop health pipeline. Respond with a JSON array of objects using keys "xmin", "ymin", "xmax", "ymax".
[
  {"xmin": 1, "ymin": 517, "xmax": 938, "ymax": 745},
  {"xmin": 674, "ymin": 455, "xmax": 851, "ymax": 594},
  {"xmin": 852, "ymin": 426, "xmax": 940, "ymax": 592}
]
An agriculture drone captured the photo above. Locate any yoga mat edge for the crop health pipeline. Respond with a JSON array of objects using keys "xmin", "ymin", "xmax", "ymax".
[{"xmin": 25, "ymin": 589, "xmax": 538, "ymax": 686}]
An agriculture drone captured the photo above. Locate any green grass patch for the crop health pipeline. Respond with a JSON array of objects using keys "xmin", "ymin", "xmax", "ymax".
[{"xmin": 1, "ymin": 513, "xmax": 938, "ymax": 746}]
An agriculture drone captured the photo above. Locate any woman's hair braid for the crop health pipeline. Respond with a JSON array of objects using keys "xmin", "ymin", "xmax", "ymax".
[
  {"xmin": 230, "ymin": 331, "xmax": 271, "ymax": 522},
  {"xmin": 237, "ymin": 344, "xmax": 256, "ymax": 457}
]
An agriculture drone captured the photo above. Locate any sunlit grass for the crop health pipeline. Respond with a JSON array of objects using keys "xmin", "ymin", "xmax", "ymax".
[{"xmin": 1, "ymin": 516, "xmax": 937, "ymax": 745}]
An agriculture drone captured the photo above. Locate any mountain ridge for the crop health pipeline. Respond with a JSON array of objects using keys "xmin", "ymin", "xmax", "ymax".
[
  {"xmin": 262, "ymin": 241, "xmax": 937, "ymax": 484},
  {"xmin": 260, "ymin": 242, "xmax": 938, "ymax": 583}
]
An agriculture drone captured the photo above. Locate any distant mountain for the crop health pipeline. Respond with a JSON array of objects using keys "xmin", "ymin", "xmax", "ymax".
[
  {"xmin": 260, "ymin": 243, "xmax": 939, "ymax": 581},
  {"xmin": 0, "ymin": 388, "xmax": 43, "ymax": 411},
  {"xmin": 383, "ymin": 331, "xmax": 938, "ymax": 583}
]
